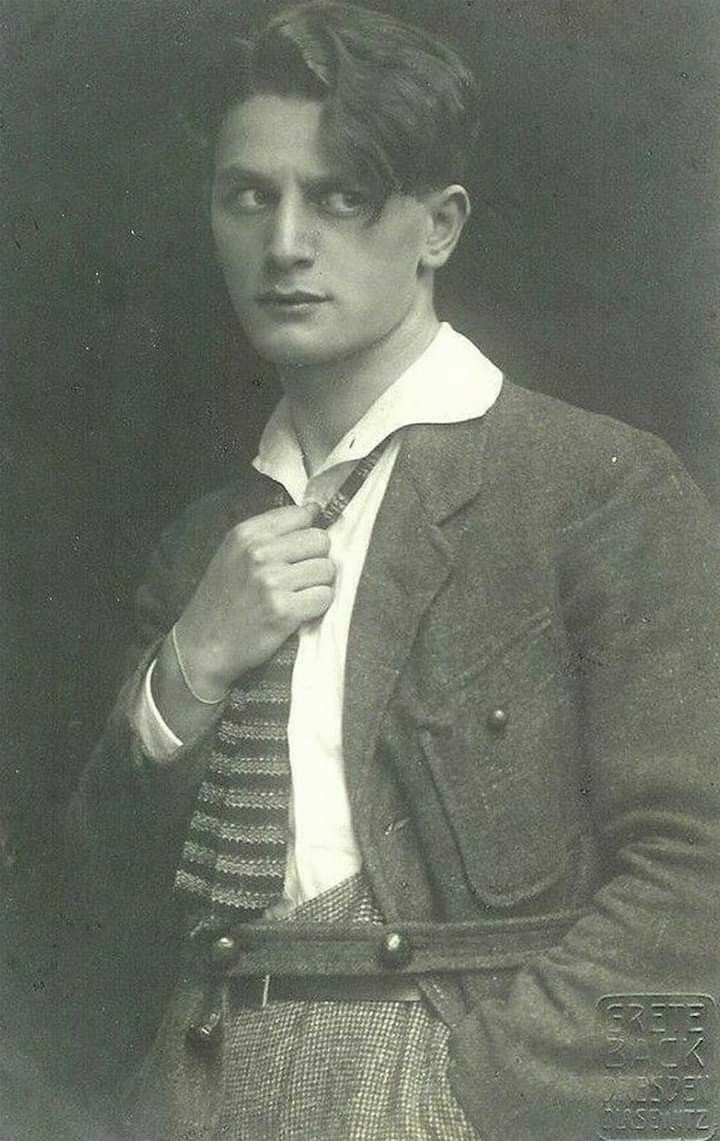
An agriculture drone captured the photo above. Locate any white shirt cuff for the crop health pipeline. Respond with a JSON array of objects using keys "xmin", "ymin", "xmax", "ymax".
[{"xmin": 134, "ymin": 658, "xmax": 184, "ymax": 762}]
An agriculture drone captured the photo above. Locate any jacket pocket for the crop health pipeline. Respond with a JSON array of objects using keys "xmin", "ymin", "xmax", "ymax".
[{"xmin": 419, "ymin": 617, "xmax": 583, "ymax": 908}]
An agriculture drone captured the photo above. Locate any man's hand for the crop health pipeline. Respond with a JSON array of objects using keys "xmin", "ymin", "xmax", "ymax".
[{"xmin": 151, "ymin": 503, "xmax": 335, "ymax": 740}]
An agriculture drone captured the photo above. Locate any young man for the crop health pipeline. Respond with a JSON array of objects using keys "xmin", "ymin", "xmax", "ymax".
[{"xmin": 70, "ymin": 4, "xmax": 720, "ymax": 1139}]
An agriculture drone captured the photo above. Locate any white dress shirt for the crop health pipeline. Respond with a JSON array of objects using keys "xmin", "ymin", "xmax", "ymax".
[{"xmin": 135, "ymin": 323, "xmax": 503, "ymax": 910}]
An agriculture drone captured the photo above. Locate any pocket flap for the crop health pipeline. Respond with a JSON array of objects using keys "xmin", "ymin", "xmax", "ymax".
[{"xmin": 419, "ymin": 622, "xmax": 583, "ymax": 907}]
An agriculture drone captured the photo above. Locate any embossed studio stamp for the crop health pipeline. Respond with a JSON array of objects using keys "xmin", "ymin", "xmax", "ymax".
[{"xmin": 598, "ymin": 995, "xmax": 717, "ymax": 1139}]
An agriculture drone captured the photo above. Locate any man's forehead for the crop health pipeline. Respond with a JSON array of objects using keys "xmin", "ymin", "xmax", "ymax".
[{"xmin": 214, "ymin": 93, "xmax": 346, "ymax": 181}]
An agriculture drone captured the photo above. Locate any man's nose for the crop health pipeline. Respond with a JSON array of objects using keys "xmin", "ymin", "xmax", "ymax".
[{"xmin": 266, "ymin": 195, "xmax": 315, "ymax": 270}]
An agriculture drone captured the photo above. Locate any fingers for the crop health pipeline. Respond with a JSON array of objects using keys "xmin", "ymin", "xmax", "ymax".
[
  {"xmin": 290, "ymin": 585, "xmax": 335, "ymax": 624},
  {"xmin": 232, "ymin": 504, "xmax": 330, "ymax": 567},
  {"xmin": 241, "ymin": 502, "xmax": 320, "ymax": 543},
  {"xmin": 268, "ymin": 527, "xmax": 331, "ymax": 565},
  {"xmin": 282, "ymin": 557, "xmax": 336, "ymax": 592}
]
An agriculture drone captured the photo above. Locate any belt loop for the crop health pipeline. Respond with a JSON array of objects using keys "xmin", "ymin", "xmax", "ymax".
[{"xmin": 261, "ymin": 973, "xmax": 271, "ymax": 1008}]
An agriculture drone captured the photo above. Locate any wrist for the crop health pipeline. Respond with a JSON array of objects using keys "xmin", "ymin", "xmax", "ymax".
[
  {"xmin": 151, "ymin": 637, "xmax": 225, "ymax": 744},
  {"xmin": 169, "ymin": 624, "xmax": 230, "ymax": 705}
]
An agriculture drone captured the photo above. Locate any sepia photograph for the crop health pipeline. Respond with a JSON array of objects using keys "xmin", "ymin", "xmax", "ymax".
[{"xmin": 2, "ymin": 2, "xmax": 719, "ymax": 1138}]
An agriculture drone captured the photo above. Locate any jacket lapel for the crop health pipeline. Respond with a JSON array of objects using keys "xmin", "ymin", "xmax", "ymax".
[{"xmin": 343, "ymin": 415, "xmax": 492, "ymax": 813}]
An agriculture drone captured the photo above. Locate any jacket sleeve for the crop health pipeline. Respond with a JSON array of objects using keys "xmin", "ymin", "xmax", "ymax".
[
  {"xmin": 447, "ymin": 441, "xmax": 720, "ymax": 1140},
  {"xmin": 65, "ymin": 493, "xmax": 230, "ymax": 895}
]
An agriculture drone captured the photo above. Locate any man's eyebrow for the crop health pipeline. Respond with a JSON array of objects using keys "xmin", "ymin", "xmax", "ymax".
[
  {"xmin": 213, "ymin": 165, "xmax": 274, "ymax": 188},
  {"xmin": 213, "ymin": 165, "xmax": 365, "ymax": 192},
  {"xmin": 306, "ymin": 175, "xmax": 368, "ymax": 195}
]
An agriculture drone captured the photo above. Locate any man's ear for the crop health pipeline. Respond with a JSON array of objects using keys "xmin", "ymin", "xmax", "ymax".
[{"xmin": 420, "ymin": 185, "xmax": 471, "ymax": 270}]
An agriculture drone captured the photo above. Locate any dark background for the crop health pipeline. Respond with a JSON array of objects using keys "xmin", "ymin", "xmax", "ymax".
[{"xmin": 1, "ymin": 0, "xmax": 719, "ymax": 1125}]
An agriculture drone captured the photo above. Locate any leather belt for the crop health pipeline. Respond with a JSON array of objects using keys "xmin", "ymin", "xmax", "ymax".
[
  {"xmin": 230, "ymin": 973, "xmax": 423, "ymax": 1008},
  {"xmin": 183, "ymin": 910, "xmax": 586, "ymax": 1054},
  {"xmin": 186, "ymin": 973, "xmax": 424, "ymax": 1052}
]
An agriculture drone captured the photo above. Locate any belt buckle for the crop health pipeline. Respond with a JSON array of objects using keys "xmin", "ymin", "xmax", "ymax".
[{"xmin": 261, "ymin": 973, "xmax": 271, "ymax": 1008}]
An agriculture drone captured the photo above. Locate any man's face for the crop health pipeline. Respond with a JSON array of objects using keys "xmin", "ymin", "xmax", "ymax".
[{"xmin": 211, "ymin": 94, "xmax": 434, "ymax": 368}]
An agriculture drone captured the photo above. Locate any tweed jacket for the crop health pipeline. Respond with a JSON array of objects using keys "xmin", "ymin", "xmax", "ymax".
[{"xmin": 70, "ymin": 381, "xmax": 720, "ymax": 1140}]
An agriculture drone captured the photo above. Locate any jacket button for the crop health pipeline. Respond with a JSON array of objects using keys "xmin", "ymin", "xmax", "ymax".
[
  {"xmin": 486, "ymin": 707, "xmax": 509, "ymax": 733},
  {"xmin": 379, "ymin": 931, "xmax": 413, "ymax": 969},
  {"xmin": 210, "ymin": 934, "xmax": 238, "ymax": 965}
]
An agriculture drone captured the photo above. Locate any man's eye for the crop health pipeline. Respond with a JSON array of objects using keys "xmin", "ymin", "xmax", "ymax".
[
  {"xmin": 318, "ymin": 190, "xmax": 370, "ymax": 216},
  {"xmin": 223, "ymin": 187, "xmax": 272, "ymax": 212}
]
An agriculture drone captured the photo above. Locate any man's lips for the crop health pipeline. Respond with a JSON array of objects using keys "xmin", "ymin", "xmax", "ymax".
[{"xmin": 257, "ymin": 290, "xmax": 327, "ymax": 305}]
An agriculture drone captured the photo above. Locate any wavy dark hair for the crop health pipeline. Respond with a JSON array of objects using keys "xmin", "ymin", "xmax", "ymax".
[{"xmin": 190, "ymin": 2, "xmax": 479, "ymax": 201}]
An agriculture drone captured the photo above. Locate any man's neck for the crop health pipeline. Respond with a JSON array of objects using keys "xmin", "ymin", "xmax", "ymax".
[{"xmin": 278, "ymin": 304, "xmax": 440, "ymax": 474}]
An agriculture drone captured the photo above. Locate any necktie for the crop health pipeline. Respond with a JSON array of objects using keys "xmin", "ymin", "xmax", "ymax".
[{"xmin": 175, "ymin": 441, "xmax": 388, "ymax": 920}]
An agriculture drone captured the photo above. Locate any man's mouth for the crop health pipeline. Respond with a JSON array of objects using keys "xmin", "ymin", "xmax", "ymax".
[{"xmin": 258, "ymin": 289, "xmax": 327, "ymax": 306}]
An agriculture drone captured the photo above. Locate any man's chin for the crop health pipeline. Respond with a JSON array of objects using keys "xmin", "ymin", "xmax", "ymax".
[{"xmin": 248, "ymin": 328, "xmax": 352, "ymax": 370}]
